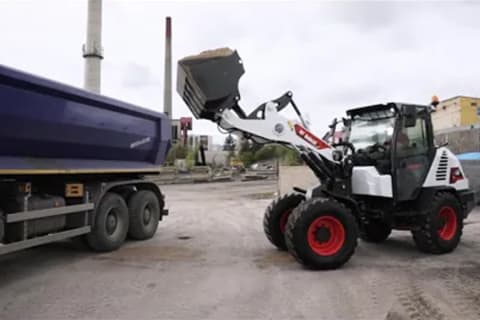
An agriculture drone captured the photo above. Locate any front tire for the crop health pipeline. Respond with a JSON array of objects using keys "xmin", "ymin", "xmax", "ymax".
[
  {"xmin": 285, "ymin": 198, "xmax": 358, "ymax": 270},
  {"xmin": 360, "ymin": 220, "xmax": 392, "ymax": 243},
  {"xmin": 86, "ymin": 192, "xmax": 129, "ymax": 252},
  {"xmin": 263, "ymin": 193, "xmax": 304, "ymax": 250},
  {"xmin": 412, "ymin": 192, "xmax": 463, "ymax": 254}
]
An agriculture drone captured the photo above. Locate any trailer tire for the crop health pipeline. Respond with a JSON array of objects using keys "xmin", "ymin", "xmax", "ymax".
[
  {"xmin": 263, "ymin": 193, "xmax": 304, "ymax": 250},
  {"xmin": 0, "ymin": 210, "xmax": 4, "ymax": 244},
  {"xmin": 360, "ymin": 220, "xmax": 392, "ymax": 243},
  {"xmin": 128, "ymin": 190, "xmax": 160, "ymax": 240},
  {"xmin": 285, "ymin": 197, "xmax": 358, "ymax": 270},
  {"xmin": 86, "ymin": 192, "xmax": 129, "ymax": 252},
  {"xmin": 412, "ymin": 192, "xmax": 463, "ymax": 254}
]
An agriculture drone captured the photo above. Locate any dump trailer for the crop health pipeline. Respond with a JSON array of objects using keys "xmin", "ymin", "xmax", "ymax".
[{"xmin": 0, "ymin": 65, "xmax": 171, "ymax": 255}]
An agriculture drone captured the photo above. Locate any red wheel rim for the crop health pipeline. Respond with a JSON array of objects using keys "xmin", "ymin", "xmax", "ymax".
[
  {"xmin": 307, "ymin": 216, "xmax": 345, "ymax": 256},
  {"xmin": 279, "ymin": 210, "xmax": 291, "ymax": 234},
  {"xmin": 438, "ymin": 206, "xmax": 457, "ymax": 241}
]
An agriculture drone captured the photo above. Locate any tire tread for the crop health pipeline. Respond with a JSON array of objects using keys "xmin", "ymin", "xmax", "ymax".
[
  {"xmin": 412, "ymin": 192, "xmax": 463, "ymax": 254},
  {"xmin": 285, "ymin": 197, "xmax": 358, "ymax": 270}
]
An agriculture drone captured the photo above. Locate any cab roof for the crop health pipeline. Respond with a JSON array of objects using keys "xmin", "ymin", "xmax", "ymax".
[{"xmin": 346, "ymin": 103, "xmax": 430, "ymax": 119}]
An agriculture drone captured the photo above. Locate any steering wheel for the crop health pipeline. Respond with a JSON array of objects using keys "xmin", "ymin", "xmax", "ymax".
[
  {"xmin": 367, "ymin": 143, "xmax": 386, "ymax": 154},
  {"xmin": 332, "ymin": 141, "xmax": 355, "ymax": 155}
]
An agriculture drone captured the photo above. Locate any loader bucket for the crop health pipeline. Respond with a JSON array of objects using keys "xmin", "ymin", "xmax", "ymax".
[{"xmin": 177, "ymin": 48, "xmax": 245, "ymax": 121}]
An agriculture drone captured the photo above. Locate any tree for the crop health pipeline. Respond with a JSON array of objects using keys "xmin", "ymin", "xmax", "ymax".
[
  {"xmin": 165, "ymin": 143, "xmax": 189, "ymax": 165},
  {"xmin": 239, "ymin": 150, "xmax": 255, "ymax": 167},
  {"xmin": 186, "ymin": 146, "xmax": 199, "ymax": 169},
  {"xmin": 237, "ymin": 137, "xmax": 261, "ymax": 167},
  {"xmin": 223, "ymin": 134, "xmax": 236, "ymax": 151},
  {"xmin": 239, "ymin": 137, "xmax": 262, "ymax": 153},
  {"xmin": 254, "ymin": 144, "xmax": 303, "ymax": 165},
  {"xmin": 283, "ymin": 148, "xmax": 303, "ymax": 165},
  {"xmin": 254, "ymin": 145, "xmax": 280, "ymax": 162}
]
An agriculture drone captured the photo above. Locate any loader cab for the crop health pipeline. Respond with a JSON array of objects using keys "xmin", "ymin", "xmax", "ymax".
[
  {"xmin": 346, "ymin": 103, "xmax": 435, "ymax": 202},
  {"xmin": 347, "ymin": 104, "xmax": 397, "ymax": 175},
  {"xmin": 393, "ymin": 104, "xmax": 435, "ymax": 201}
]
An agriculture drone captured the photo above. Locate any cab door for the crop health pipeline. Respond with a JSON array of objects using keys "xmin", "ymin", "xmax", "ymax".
[{"xmin": 393, "ymin": 108, "xmax": 434, "ymax": 202}]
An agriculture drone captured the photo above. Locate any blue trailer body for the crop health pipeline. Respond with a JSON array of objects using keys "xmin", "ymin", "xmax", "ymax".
[{"xmin": 0, "ymin": 65, "xmax": 171, "ymax": 174}]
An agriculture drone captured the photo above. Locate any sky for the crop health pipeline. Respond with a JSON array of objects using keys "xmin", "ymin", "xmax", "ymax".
[{"xmin": 1, "ymin": 0, "xmax": 480, "ymax": 144}]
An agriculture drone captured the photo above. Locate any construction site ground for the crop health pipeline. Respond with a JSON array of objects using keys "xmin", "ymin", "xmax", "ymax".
[{"xmin": 1, "ymin": 179, "xmax": 480, "ymax": 320}]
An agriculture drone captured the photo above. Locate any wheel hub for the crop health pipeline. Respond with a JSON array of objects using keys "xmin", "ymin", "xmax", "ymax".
[
  {"xmin": 438, "ymin": 206, "xmax": 457, "ymax": 241},
  {"xmin": 279, "ymin": 209, "xmax": 292, "ymax": 234},
  {"xmin": 143, "ymin": 206, "xmax": 152, "ymax": 225},
  {"xmin": 315, "ymin": 227, "xmax": 331, "ymax": 243},
  {"xmin": 307, "ymin": 215, "xmax": 345, "ymax": 256},
  {"xmin": 106, "ymin": 211, "xmax": 118, "ymax": 235}
]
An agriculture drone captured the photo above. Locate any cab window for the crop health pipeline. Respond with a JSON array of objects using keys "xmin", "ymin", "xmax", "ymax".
[{"xmin": 396, "ymin": 118, "xmax": 428, "ymax": 156}]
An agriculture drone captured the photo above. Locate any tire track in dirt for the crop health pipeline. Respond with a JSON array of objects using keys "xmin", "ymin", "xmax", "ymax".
[
  {"xmin": 394, "ymin": 283, "xmax": 446, "ymax": 320},
  {"xmin": 430, "ymin": 266, "xmax": 480, "ymax": 320},
  {"xmin": 324, "ymin": 268, "xmax": 394, "ymax": 320},
  {"xmin": 385, "ymin": 261, "xmax": 452, "ymax": 320}
]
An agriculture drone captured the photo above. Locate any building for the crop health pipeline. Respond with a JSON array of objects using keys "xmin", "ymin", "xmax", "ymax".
[
  {"xmin": 171, "ymin": 119, "xmax": 181, "ymax": 143},
  {"xmin": 187, "ymin": 135, "xmax": 229, "ymax": 166},
  {"xmin": 432, "ymin": 96, "xmax": 480, "ymax": 131},
  {"xmin": 170, "ymin": 117, "xmax": 194, "ymax": 146},
  {"xmin": 187, "ymin": 134, "xmax": 213, "ymax": 151}
]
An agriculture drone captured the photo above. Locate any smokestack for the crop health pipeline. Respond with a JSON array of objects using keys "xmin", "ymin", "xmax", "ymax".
[
  {"xmin": 163, "ymin": 16, "xmax": 172, "ymax": 119},
  {"xmin": 82, "ymin": 0, "xmax": 103, "ymax": 93}
]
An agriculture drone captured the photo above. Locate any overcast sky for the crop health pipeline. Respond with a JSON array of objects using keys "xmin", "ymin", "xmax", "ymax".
[{"xmin": 1, "ymin": 0, "xmax": 480, "ymax": 143}]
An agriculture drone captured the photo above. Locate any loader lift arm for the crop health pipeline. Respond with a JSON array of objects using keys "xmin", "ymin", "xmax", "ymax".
[
  {"xmin": 176, "ymin": 48, "xmax": 343, "ymax": 185},
  {"xmin": 219, "ymin": 91, "xmax": 346, "ymax": 183}
]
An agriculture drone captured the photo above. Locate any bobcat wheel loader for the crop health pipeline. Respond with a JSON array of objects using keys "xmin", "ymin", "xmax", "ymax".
[{"xmin": 176, "ymin": 48, "xmax": 475, "ymax": 270}]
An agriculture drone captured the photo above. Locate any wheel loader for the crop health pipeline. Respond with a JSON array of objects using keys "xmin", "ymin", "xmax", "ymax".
[{"xmin": 176, "ymin": 48, "xmax": 475, "ymax": 270}]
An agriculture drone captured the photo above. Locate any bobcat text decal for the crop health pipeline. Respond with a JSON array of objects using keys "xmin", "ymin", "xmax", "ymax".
[{"xmin": 294, "ymin": 124, "xmax": 330, "ymax": 150}]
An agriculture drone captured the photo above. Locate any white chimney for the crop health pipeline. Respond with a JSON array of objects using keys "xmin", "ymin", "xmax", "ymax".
[
  {"xmin": 82, "ymin": 0, "xmax": 103, "ymax": 93},
  {"xmin": 163, "ymin": 16, "xmax": 172, "ymax": 118}
]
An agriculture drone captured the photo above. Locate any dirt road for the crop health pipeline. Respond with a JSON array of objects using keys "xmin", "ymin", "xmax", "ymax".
[{"xmin": 1, "ymin": 180, "xmax": 479, "ymax": 319}]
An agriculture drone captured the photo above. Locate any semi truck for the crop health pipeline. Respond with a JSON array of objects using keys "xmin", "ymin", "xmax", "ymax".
[{"xmin": 0, "ymin": 65, "xmax": 171, "ymax": 255}]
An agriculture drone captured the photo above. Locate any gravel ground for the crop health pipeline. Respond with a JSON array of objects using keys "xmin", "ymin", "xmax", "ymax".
[{"xmin": 1, "ymin": 180, "xmax": 480, "ymax": 320}]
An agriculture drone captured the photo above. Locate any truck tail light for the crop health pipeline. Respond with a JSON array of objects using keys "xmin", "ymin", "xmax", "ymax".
[{"xmin": 450, "ymin": 167, "xmax": 464, "ymax": 184}]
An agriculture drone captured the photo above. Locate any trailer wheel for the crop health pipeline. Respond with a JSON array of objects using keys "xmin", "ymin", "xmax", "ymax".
[
  {"xmin": 0, "ymin": 210, "xmax": 4, "ymax": 244},
  {"xmin": 128, "ymin": 190, "xmax": 160, "ymax": 240},
  {"xmin": 360, "ymin": 220, "xmax": 392, "ymax": 243},
  {"xmin": 263, "ymin": 193, "xmax": 304, "ymax": 250},
  {"xmin": 86, "ymin": 192, "xmax": 129, "ymax": 252},
  {"xmin": 285, "ymin": 198, "xmax": 358, "ymax": 270},
  {"xmin": 412, "ymin": 192, "xmax": 463, "ymax": 254}
]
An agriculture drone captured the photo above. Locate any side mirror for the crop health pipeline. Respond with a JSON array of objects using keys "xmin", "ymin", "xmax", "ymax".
[{"xmin": 403, "ymin": 106, "xmax": 417, "ymax": 128}]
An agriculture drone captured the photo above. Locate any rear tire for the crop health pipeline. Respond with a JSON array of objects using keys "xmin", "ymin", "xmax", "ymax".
[
  {"xmin": 412, "ymin": 192, "xmax": 463, "ymax": 254},
  {"xmin": 0, "ymin": 210, "xmax": 4, "ymax": 244},
  {"xmin": 128, "ymin": 190, "xmax": 161, "ymax": 240},
  {"xmin": 360, "ymin": 220, "xmax": 392, "ymax": 243},
  {"xmin": 263, "ymin": 193, "xmax": 304, "ymax": 250},
  {"xmin": 285, "ymin": 198, "xmax": 358, "ymax": 270},
  {"xmin": 86, "ymin": 192, "xmax": 129, "ymax": 252}
]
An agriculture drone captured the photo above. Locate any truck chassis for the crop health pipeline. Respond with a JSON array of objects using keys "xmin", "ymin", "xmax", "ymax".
[{"xmin": 0, "ymin": 174, "xmax": 167, "ymax": 256}]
